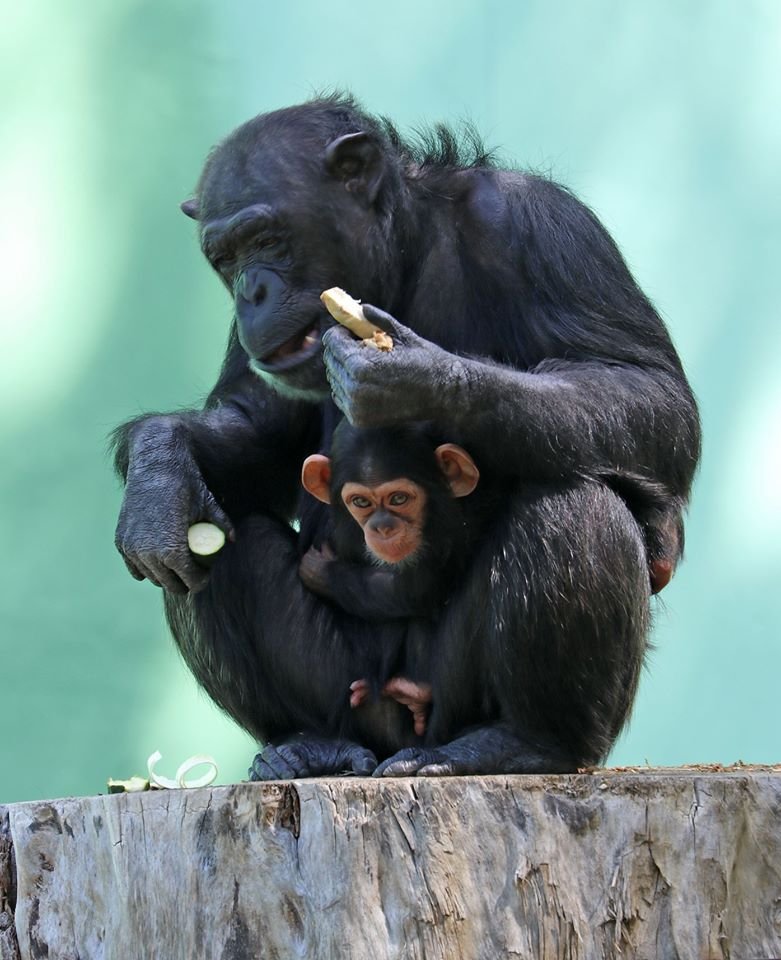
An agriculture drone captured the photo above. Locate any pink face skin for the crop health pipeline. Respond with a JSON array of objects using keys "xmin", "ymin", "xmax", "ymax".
[
  {"xmin": 300, "ymin": 443, "xmax": 479, "ymax": 567},
  {"xmin": 341, "ymin": 479, "xmax": 427, "ymax": 564}
]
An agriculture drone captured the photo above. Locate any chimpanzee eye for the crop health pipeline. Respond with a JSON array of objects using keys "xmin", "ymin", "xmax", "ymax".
[
  {"xmin": 350, "ymin": 495, "xmax": 372, "ymax": 509},
  {"xmin": 389, "ymin": 493, "xmax": 409, "ymax": 506},
  {"xmin": 219, "ymin": 260, "xmax": 234, "ymax": 276},
  {"xmin": 254, "ymin": 235, "xmax": 283, "ymax": 255},
  {"xmin": 211, "ymin": 253, "xmax": 235, "ymax": 277}
]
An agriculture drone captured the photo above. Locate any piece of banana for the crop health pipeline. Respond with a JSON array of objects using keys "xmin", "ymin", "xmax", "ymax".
[{"xmin": 320, "ymin": 287, "xmax": 393, "ymax": 351}]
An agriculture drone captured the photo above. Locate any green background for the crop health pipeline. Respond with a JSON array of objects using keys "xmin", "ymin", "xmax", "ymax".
[{"xmin": 1, "ymin": 1, "xmax": 779, "ymax": 804}]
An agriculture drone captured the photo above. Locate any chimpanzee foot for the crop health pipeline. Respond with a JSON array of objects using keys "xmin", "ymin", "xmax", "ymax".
[
  {"xmin": 374, "ymin": 726, "xmax": 577, "ymax": 777},
  {"xmin": 248, "ymin": 736, "xmax": 378, "ymax": 781}
]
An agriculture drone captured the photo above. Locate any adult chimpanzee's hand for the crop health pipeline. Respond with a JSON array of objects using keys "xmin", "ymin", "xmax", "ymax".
[
  {"xmin": 114, "ymin": 421, "xmax": 234, "ymax": 594},
  {"xmin": 323, "ymin": 305, "xmax": 465, "ymax": 428}
]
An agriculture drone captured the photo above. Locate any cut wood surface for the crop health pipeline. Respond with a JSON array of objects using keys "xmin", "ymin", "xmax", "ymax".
[{"xmin": 2, "ymin": 768, "xmax": 781, "ymax": 960}]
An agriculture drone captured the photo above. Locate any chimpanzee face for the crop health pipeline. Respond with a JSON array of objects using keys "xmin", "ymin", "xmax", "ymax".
[
  {"xmin": 301, "ymin": 428, "xmax": 480, "ymax": 567},
  {"xmin": 340, "ymin": 477, "xmax": 428, "ymax": 565},
  {"xmin": 181, "ymin": 108, "xmax": 399, "ymax": 399}
]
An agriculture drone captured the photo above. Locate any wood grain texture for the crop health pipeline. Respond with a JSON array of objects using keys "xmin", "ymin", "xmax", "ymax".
[{"xmin": 2, "ymin": 771, "xmax": 781, "ymax": 959}]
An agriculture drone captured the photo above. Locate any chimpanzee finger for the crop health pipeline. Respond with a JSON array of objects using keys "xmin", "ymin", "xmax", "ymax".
[
  {"xmin": 416, "ymin": 762, "xmax": 458, "ymax": 777},
  {"xmin": 348, "ymin": 746, "xmax": 378, "ymax": 777},
  {"xmin": 121, "ymin": 552, "xmax": 163, "ymax": 588},
  {"xmin": 121, "ymin": 556, "xmax": 146, "ymax": 582},
  {"xmin": 322, "ymin": 322, "xmax": 362, "ymax": 357},
  {"xmin": 248, "ymin": 745, "xmax": 302, "ymax": 781},
  {"xmin": 322, "ymin": 335, "xmax": 357, "ymax": 386},
  {"xmin": 412, "ymin": 709, "xmax": 427, "ymax": 737},
  {"xmin": 156, "ymin": 569, "xmax": 191, "ymax": 595},
  {"xmin": 175, "ymin": 562, "xmax": 212, "ymax": 594},
  {"xmin": 361, "ymin": 304, "xmax": 415, "ymax": 345},
  {"xmin": 349, "ymin": 679, "xmax": 371, "ymax": 708},
  {"xmin": 327, "ymin": 379, "xmax": 354, "ymax": 424},
  {"xmin": 202, "ymin": 493, "xmax": 236, "ymax": 544},
  {"xmin": 375, "ymin": 757, "xmax": 425, "ymax": 778},
  {"xmin": 142, "ymin": 553, "xmax": 198, "ymax": 595},
  {"xmin": 374, "ymin": 747, "xmax": 438, "ymax": 778},
  {"xmin": 324, "ymin": 325, "xmax": 388, "ymax": 377},
  {"xmin": 153, "ymin": 546, "xmax": 213, "ymax": 593}
]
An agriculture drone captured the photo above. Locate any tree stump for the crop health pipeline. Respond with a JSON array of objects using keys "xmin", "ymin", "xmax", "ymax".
[{"xmin": 2, "ymin": 769, "xmax": 780, "ymax": 959}]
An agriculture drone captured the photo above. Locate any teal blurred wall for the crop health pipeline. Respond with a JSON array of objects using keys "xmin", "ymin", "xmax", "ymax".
[{"xmin": 1, "ymin": 1, "xmax": 779, "ymax": 803}]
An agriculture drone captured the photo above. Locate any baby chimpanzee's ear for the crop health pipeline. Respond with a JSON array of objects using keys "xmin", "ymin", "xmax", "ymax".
[
  {"xmin": 301, "ymin": 455, "xmax": 332, "ymax": 503},
  {"xmin": 434, "ymin": 445, "xmax": 480, "ymax": 498}
]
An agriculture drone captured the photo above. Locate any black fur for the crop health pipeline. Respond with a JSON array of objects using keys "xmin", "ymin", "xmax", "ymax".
[{"xmin": 112, "ymin": 95, "xmax": 700, "ymax": 778}]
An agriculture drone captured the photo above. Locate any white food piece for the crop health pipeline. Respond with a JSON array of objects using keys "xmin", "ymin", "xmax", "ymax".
[
  {"xmin": 187, "ymin": 522, "xmax": 226, "ymax": 557},
  {"xmin": 147, "ymin": 750, "xmax": 219, "ymax": 790},
  {"xmin": 321, "ymin": 287, "xmax": 393, "ymax": 349}
]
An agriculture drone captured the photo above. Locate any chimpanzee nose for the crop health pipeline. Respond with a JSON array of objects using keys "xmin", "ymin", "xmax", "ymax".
[
  {"xmin": 369, "ymin": 514, "xmax": 398, "ymax": 538},
  {"xmin": 235, "ymin": 266, "xmax": 286, "ymax": 358},
  {"xmin": 241, "ymin": 269, "xmax": 268, "ymax": 305}
]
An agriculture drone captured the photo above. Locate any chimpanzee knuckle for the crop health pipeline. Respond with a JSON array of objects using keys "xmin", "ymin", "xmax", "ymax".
[
  {"xmin": 321, "ymin": 325, "xmax": 345, "ymax": 349},
  {"xmin": 134, "ymin": 547, "xmax": 157, "ymax": 567},
  {"xmin": 160, "ymin": 549, "xmax": 207, "ymax": 591},
  {"xmin": 328, "ymin": 352, "xmax": 359, "ymax": 383},
  {"xmin": 159, "ymin": 545, "xmax": 188, "ymax": 568},
  {"xmin": 323, "ymin": 365, "xmax": 349, "ymax": 400},
  {"xmin": 417, "ymin": 762, "xmax": 454, "ymax": 777},
  {"xmin": 277, "ymin": 745, "xmax": 310, "ymax": 777},
  {"xmin": 350, "ymin": 747, "xmax": 378, "ymax": 775},
  {"xmin": 323, "ymin": 332, "xmax": 356, "ymax": 367},
  {"xmin": 380, "ymin": 759, "xmax": 419, "ymax": 778},
  {"xmin": 149, "ymin": 564, "xmax": 177, "ymax": 593},
  {"xmin": 249, "ymin": 757, "xmax": 279, "ymax": 782},
  {"xmin": 121, "ymin": 557, "xmax": 146, "ymax": 582}
]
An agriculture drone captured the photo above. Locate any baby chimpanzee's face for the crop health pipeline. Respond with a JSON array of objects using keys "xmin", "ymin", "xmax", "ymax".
[{"xmin": 340, "ymin": 477, "xmax": 427, "ymax": 565}]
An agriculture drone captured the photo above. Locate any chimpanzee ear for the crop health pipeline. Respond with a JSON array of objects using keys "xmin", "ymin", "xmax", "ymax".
[
  {"xmin": 180, "ymin": 198, "xmax": 200, "ymax": 220},
  {"xmin": 301, "ymin": 454, "xmax": 332, "ymax": 504},
  {"xmin": 324, "ymin": 132, "xmax": 384, "ymax": 206},
  {"xmin": 435, "ymin": 444, "xmax": 480, "ymax": 498}
]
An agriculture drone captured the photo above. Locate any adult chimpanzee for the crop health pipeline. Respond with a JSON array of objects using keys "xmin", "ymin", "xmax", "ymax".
[{"xmin": 112, "ymin": 94, "xmax": 700, "ymax": 779}]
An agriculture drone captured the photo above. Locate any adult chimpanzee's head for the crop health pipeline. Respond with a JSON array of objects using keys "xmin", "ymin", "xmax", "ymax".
[
  {"xmin": 301, "ymin": 422, "xmax": 480, "ymax": 567},
  {"xmin": 181, "ymin": 96, "xmax": 408, "ymax": 399}
]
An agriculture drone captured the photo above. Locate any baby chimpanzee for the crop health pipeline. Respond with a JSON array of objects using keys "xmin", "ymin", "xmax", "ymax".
[{"xmin": 299, "ymin": 420, "xmax": 483, "ymax": 735}]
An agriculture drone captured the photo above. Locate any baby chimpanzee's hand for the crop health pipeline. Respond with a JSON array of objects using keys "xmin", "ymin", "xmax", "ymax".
[
  {"xmin": 299, "ymin": 543, "xmax": 336, "ymax": 596},
  {"xmin": 349, "ymin": 676, "xmax": 433, "ymax": 736}
]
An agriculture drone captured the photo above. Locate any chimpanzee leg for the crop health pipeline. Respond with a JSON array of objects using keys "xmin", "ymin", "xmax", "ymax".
[
  {"xmin": 376, "ymin": 481, "xmax": 650, "ymax": 777},
  {"xmin": 163, "ymin": 514, "xmax": 375, "ymax": 779}
]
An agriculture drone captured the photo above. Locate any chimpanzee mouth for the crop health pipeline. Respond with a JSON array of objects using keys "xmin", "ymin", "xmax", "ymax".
[{"xmin": 253, "ymin": 322, "xmax": 322, "ymax": 372}]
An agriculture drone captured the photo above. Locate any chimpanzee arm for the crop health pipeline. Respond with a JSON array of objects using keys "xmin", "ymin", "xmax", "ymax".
[
  {"xmin": 326, "ymin": 331, "xmax": 697, "ymax": 490},
  {"xmin": 112, "ymin": 327, "xmax": 319, "ymax": 593},
  {"xmin": 323, "ymin": 174, "xmax": 700, "ymax": 500},
  {"xmin": 299, "ymin": 547, "xmax": 435, "ymax": 619}
]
